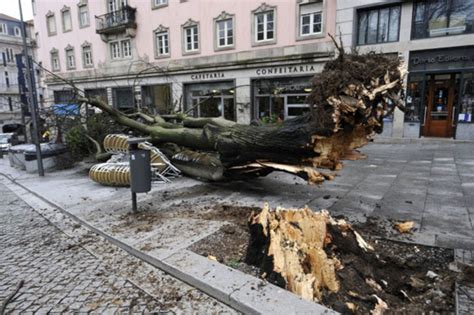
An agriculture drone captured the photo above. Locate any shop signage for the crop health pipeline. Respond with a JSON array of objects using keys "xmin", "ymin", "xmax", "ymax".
[
  {"xmin": 409, "ymin": 46, "xmax": 474, "ymax": 71},
  {"xmin": 255, "ymin": 64, "xmax": 316, "ymax": 76},
  {"xmin": 190, "ymin": 72, "xmax": 225, "ymax": 80}
]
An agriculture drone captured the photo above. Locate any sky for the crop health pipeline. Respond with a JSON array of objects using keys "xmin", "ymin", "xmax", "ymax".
[{"xmin": 0, "ymin": 0, "xmax": 33, "ymax": 21}]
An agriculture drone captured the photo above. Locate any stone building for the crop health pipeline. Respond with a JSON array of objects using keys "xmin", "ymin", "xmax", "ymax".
[
  {"xmin": 33, "ymin": 0, "xmax": 336, "ymax": 124},
  {"xmin": 337, "ymin": 0, "xmax": 474, "ymax": 140}
]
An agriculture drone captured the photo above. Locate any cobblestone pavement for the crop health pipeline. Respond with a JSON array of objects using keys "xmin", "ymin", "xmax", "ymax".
[{"xmin": 0, "ymin": 182, "xmax": 236, "ymax": 314}]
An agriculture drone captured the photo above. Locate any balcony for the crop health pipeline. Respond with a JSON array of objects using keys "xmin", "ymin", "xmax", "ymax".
[{"xmin": 95, "ymin": 6, "xmax": 137, "ymax": 38}]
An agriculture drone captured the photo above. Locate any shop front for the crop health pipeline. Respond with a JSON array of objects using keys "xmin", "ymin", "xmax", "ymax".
[
  {"xmin": 183, "ymin": 80, "xmax": 236, "ymax": 121},
  {"xmin": 407, "ymin": 47, "xmax": 474, "ymax": 139},
  {"xmin": 252, "ymin": 76, "xmax": 313, "ymax": 122}
]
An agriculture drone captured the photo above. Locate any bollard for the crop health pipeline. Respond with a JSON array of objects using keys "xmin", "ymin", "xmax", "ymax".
[{"xmin": 127, "ymin": 137, "xmax": 151, "ymax": 211}]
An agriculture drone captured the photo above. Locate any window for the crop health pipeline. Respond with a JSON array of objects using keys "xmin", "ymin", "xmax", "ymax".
[
  {"xmin": 122, "ymin": 40, "xmax": 131, "ymax": 57},
  {"xmin": 32, "ymin": 0, "xmax": 37, "ymax": 16},
  {"xmin": 185, "ymin": 25, "xmax": 199, "ymax": 52},
  {"xmin": 216, "ymin": 19, "xmax": 233, "ymax": 48},
  {"xmin": 113, "ymin": 87, "xmax": 134, "ymax": 111},
  {"xmin": 78, "ymin": 4, "xmax": 90, "ymax": 28},
  {"xmin": 255, "ymin": 11, "xmax": 274, "ymax": 42},
  {"xmin": 51, "ymin": 49, "xmax": 60, "ymax": 71},
  {"xmin": 5, "ymin": 48, "xmax": 14, "ymax": 63},
  {"xmin": 65, "ymin": 46, "xmax": 76, "ymax": 69},
  {"xmin": 252, "ymin": 3, "xmax": 277, "ymax": 46},
  {"xmin": 155, "ymin": 31, "xmax": 169, "ymax": 56},
  {"xmin": 110, "ymin": 42, "xmax": 120, "ymax": 59},
  {"xmin": 412, "ymin": 0, "xmax": 474, "ymax": 39},
  {"xmin": 153, "ymin": 0, "xmax": 168, "ymax": 8},
  {"xmin": 186, "ymin": 82, "xmax": 236, "ymax": 121},
  {"xmin": 5, "ymin": 72, "xmax": 9, "ymax": 87},
  {"xmin": 8, "ymin": 97, "xmax": 12, "ymax": 111},
  {"xmin": 358, "ymin": 5, "xmax": 401, "ymax": 45},
  {"xmin": 182, "ymin": 19, "xmax": 199, "ymax": 54},
  {"xmin": 405, "ymin": 74, "xmax": 424, "ymax": 122},
  {"xmin": 254, "ymin": 77, "xmax": 312, "ymax": 121},
  {"xmin": 299, "ymin": 1, "xmax": 323, "ymax": 38},
  {"xmin": 110, "ymin": 39, "xmax": 132, "ymax": 59},
  {"xmin": 14, "ymin": 27, "xmax": 21, "ymax": 37},
  {"xmin": 82, "ymin": 44, "xmax": 93, "ymax": 67},
  {"xmin": 459, "ymin": 72, "xmax": 474, "ymax": 123},
  {"xmin": 46, "ymin": 12, "xmax": 57, "ymax": 36},
  {"xmin": 62, "ymin": 7, "xmax": 72, "ymax": 32},
  {"xmin": 0, "ymin": 24, "xmax": 7, "ymax": 34}
]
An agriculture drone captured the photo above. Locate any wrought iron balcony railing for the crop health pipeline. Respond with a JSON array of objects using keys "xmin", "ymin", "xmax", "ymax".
[{"xmin": 95, "ymin": 6, "xmax": 137, "ymax": 35}]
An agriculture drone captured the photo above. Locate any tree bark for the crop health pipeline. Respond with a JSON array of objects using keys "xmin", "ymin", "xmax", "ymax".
[{"xmin": 78, "ymin": 51, "xmax": 406, "ymax": 183}]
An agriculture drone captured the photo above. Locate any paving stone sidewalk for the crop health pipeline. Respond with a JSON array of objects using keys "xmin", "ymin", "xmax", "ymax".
[{"xmin": 0, "ymin": 182, "xmax": 235, "ymax": 314}]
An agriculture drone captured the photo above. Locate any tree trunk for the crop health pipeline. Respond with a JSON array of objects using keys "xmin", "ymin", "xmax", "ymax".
[{"xmin": 78, "ymin": 50, "xmax": 406, "ymax": 183}]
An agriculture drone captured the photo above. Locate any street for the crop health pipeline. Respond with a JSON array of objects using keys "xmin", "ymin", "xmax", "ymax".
[{"xmin": 0, "ymin": 182, "xmax": 234, "ymax": 314}]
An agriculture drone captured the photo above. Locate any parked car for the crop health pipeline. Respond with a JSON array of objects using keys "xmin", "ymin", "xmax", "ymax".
[{"xmin": 0, "ymin": 133, "xmax": 19, "ymax": 153}]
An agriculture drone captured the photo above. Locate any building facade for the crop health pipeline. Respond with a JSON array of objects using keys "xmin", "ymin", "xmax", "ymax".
[
  {"xmin": 0, "ymin": 14, "xmax": 32, "ymax": 134},
  {"xmin": 337, "ymin": 0, "xmax": 474, "ymax": 140},
  {"xmin": 33, "ymin": 0, "xmax": 336, "ymax": 124}
]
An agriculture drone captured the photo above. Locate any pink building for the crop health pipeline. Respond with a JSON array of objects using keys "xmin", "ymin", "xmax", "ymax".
[{"xmin": 33, "ymin": 0, "xmax": 336, "ymax": 123}]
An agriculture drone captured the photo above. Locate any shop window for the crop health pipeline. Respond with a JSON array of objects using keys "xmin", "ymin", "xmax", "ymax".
[
  {"xmin": 412, "ymin": 0, "xmax": 474, "ymax": 39},
  {"xmin": 85, "ymin": 88, "xmax": 108, "ymax": 104},
  {"xmin": 358, "ymin": 5, "xmax": 400, "ymax": 45},
  {"xmin": 61, "ymin": 6, "xmax": 73, "ymax": 33},
  {"xmin": 254, "ymin": 77, "xmax": 312, "ymax": 122},
  {"xmin": 252, "ymin": 3, "xmax": 276, "ymax": 46},
  {"xmin": 215, "ymin": 12, "xmax": 234, "ymax": 50},
  {"xmin": 78, "ymin": 1, "xmax": 90, "ymax": 28},
  {"xmin": 405, "ymin": 74, "xmax": 424, "ymax": 122},
  {"xmin": 142, "ymin": 84, "xmax": 172, "ymax": 114},
  {"xmin": 65, "ymin": 45, "xmax": 76, "ymax": 70},
  {"xmin": 46, "ymin": 12, "xmax": 57, "ymax": 36},
  {"xmin": 185, "ymin": 82, "xmax": 235, "ymax": 121},
  {"xmin": 154, "ymin": 25, "xmax": 170, "ymax": 58},
  {"xmin": 54, "ymin": 90, "xmax": 75, "ymax": 104},
  {"xmin": 50, "ymin": 48, "xmax": 60, "ymax": 71},
  {"xmin": 459, "ymin": 73, "xmax": 474, "ymax": 123},
  {"xmin": 113, "ymin": 87, "xmax": 134, "ymax": 111},
  {"xmin": 82, "ymin": 42, "xmax": 93, "ymax": 68},
  {"xmin": 298, "ymin": 0, "xmax": 323, "ymax": 39},
  {"xmin": 182, "ymin": 20, "xmax": 199, "ymax": 54}
]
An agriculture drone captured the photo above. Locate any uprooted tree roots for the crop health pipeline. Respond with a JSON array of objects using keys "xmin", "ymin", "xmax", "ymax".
[{"xmin": 78, "ymin": 45, "xmax": 407, "ymax": 184}]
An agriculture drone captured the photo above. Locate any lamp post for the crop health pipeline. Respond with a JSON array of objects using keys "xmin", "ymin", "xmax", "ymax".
[{"xmin": 19, "ymin": 0, "xmax": 43, "ymax": 176}]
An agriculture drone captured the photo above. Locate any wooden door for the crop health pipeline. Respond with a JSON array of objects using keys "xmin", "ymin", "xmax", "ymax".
[{"xmin": 423, "ymin": 74, "xmax": 455, "ymax": 138}]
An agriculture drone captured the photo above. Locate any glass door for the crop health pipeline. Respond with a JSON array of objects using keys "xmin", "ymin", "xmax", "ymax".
[{"xmin": 423, "ymin": 73, "xmax": 456, "ymax": 137}]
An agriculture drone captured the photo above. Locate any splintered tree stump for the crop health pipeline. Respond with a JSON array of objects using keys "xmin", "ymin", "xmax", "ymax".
[
  {"xmin": 246, "ymin": 204, "xmax": 340, "ymax": 301},
  {"xmin": 246, "ymin": 204, "xmax": 373, "ymax": 302}
]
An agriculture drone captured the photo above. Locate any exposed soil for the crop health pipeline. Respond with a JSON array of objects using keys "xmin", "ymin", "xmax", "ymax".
[{"xmin": 189, "ymin": 204, "xmax": 459, "ymax": 314}]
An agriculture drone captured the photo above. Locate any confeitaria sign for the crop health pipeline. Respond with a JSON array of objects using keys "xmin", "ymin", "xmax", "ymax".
[
  {"xmin": 255, "ymin": 64, "xmax": 316, "ymax": 75},
  {"xmin": 189, "ymin": 64, "xmax": 317, "ymax": 80}
]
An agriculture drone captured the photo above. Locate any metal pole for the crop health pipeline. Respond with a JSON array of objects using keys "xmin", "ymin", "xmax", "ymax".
[
  {"xmin": 132, "ymin": 191, "xmax": 137, "ymax": 212},
  {"xmin": 19, "ymin": 0, "xmax": 43, "ymax": 176}
]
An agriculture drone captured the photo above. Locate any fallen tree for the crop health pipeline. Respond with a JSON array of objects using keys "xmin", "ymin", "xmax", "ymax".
[{"xmin": 77, "ymin": 44, "xmax": 406, "ymax": 183}]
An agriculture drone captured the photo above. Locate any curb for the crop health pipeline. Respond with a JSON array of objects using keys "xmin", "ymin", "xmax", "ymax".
[
  {"xmin": 373, "ymin": 137, "xmax": 474, "ymax": 144},
  {"xmin": 0, "ymin": 172, "xmax": 336, "ymax": 315},
  {"xmin": 454, "ymin": 249, "xmax": 474, "ymax": 315}
]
